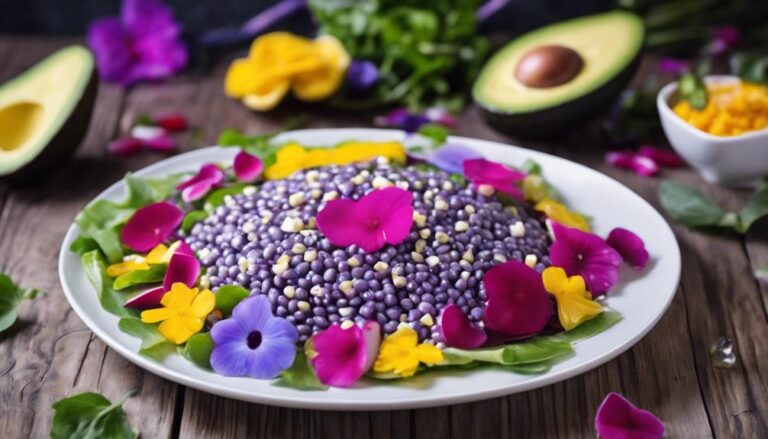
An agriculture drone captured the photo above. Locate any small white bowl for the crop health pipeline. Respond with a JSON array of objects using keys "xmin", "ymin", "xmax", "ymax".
[{"xmin": 657, "ymin": 75, "xmax": 768, "ymax": 187}]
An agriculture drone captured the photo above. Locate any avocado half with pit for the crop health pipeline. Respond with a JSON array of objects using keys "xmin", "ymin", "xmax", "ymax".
[
  {"xmin": 0, "ymin": 46, "xmax": 97, "ymax": 181},
  {"xmin": 473, "ymin": 11, "xmax": 644, "ymax": 138}
]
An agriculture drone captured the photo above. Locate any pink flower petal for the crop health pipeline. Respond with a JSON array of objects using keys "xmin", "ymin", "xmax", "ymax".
[
  {"xmin": 233, "ymin": 150, "xmax": 264, "ymax": 182},
  {"xmin": 108, "ymin": 137, "xmax": 143, "ymax": 156},
  {"xmin": 175, "ymin": 240, "xmax": 195, "ymax": 257},
  {"xmin": 154, "ymin": 113, "xmax": 187, "ymax": 132},
  {"xmin": 630, "ymin": 156, "xmax": 659, "ymax": 177},
  {"xmin": 482, "ymin": 261, "xmax": 552, "ymax": 338},
  {"xmin": 550, "ymin": 222, "xmax": 622, "ymax": 296},
  {"xmin": 463, "ymin": 158, "xmax": 526, "ymax": 199},
  {"xmin": 606, "ymin": 228, "xmax": 649, "ymax": 270},
  {"xmin": 177, "ymin": 163, "xmax": 224, "ymax": 191},
  {"xmin": 316, "ymin": 187, "xmax": 414, "ymax": 253},
  {"xmin": 124, "ymin": 286, "xmax": 165, "ymax": 309},
  {"xmin": 120, "ymin": 201, "xmax": 184, "ymax": 252},
  {"xmin": 181, "ymin": 179, "xmax": 217, "ymax": 203},
  {"xmin": 144, "ymin": 134, "xmax": 176, "ymax": 153},
  {"xmin": 440, "ymin": 304, "xmax": 487, "ymax": 349},
  {"xmin": 606, "ymin": 151, "xmax": 635, "ymax": 169},
  {"xmin": 310, "ymin": 323, "xmax": 379, "ymax": 387},
  {"xmin": 595, "ymin": 392, "xmax": 665, "ymax": 439},
  {"xmin": 162, "ymin": 252, "xmax": 200, "ymax": 291},
  {"xmin": 637, "ymin": 146, "xmax": 684, "ymax": 168}
]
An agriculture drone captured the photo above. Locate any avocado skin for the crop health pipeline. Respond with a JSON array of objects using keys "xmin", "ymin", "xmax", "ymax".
[
  {"xmin": 3, "ymin": 68, "xmax": 98, "ymax": 183},
  {"xmin": 477, "ymin": 53, "xmax": 641, "ymax": 140}
]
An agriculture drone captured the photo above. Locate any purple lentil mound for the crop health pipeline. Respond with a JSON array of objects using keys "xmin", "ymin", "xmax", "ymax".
[{"xmin": 184, "ymin": 159, "xmax": 551, "ymax": 343}]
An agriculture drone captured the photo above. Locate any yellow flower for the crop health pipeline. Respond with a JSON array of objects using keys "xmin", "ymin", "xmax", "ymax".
[
  {"xmin": 224, "ymin": 32, "xmax": 350, "ymax": 111},
  {"xmin": 542, "ymin": 267, "xmax": 602, "ymax": 331},
  {"xmin": 264, "ymin": 141, "xmax": 406, "ymax": 180},
  {"xmin": 140, "ymin": 282, "xmax": 215, "ymax": 344},
  {"xmin": 106, "ymin": 242, "xmax": 180, "ymax": 277},
  {"xmin": 535, "ymin": 198, "xmax": 591, "ymax": 232},
  {"xmin": 373, "ymin": 326, "xmax": 444, "ymax": 377}
]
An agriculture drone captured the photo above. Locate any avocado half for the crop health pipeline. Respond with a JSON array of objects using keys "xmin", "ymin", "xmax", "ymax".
[
  {"xmin": 0, "ymin": 46, "xmax": 97, "ymax": 181},
  {"xmin": 473, "ymin": 11, "xmax": 644, "ymax": 139}
]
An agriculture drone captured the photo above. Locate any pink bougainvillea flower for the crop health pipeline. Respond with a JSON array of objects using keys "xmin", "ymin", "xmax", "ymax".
[
  {"xmin": 176, "ymin": 163, "xmax": 225, "ymax": 203},
  {"xmin": 595, "ymin": 392, "xmax": 665, "ymax": 439},
  {"xmin": 606, "ymin": 151, "xmax": 658, "ymax": 177},
  {"xmin": 309, "ymin": 321, "xmax": 381, "ymax": 387},
  {"xmin": 606, "ymin": 228, "xmax": 649, "ymax": 270},
  {"xmin": 154, "ymin": 113, "xmax": 188, "ymax": 132},
  {"xmin": 125, "ymin": 241, "xmax": 198, "ymax": 309},
  {"xmin": 316, "ymin": 187, "xmax": 414, "ymax": 253},
  {"xmin": 108, "ymin": 137, "xmax": 144, "ymax": 156},
  {"xmin": 233, "ymin": 150, "xmax": 264, "ymax": 182},
  {"xmin": 482, "ymin": 261, "xmax": 552, "ymax": 339},
  {"xmin": 87, "ymin": 0, "xmax": 188, "ymax": 86},
  {"xmin": 121, "ymin": 201, "xmax": 184, "ymax": 252},
  {"xmin": 463, "ymin": 158, "xmax": 526, "ymax": 199},
  {"xmin": 550, "ymin": 222, "xmax": 622, "ymax": 296},
  {"xmin": 439, "ymin": 304, "xmax": 487, "ymax": 349},
  {"xmin": 636, "ymin": 146, "xmax": 684, "ymax": 168}
]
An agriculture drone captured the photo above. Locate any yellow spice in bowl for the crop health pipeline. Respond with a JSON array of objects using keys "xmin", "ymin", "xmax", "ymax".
[{"xmin": 672, "ymin": 81, "xmax": 768, "ymax": 136}]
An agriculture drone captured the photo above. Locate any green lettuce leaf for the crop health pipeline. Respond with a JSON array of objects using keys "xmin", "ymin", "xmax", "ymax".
[
  {"xmin": 181, "ymin": 210, "xmax": 209, "ymax": 233},
  {"xmin": 51, "ymin": 391, "xmax": 138, "ymax": 439},
  {"xmin": 0, "ymin": 273, "xmax": 39, "ymax": 333},
  {"xmin": 215, "ymin": 285, "xmax": 250, "ymax": 316},
  {"xmin": 118, "ymin": 317, "xmax": 174, "ymax": 361},
  {"xmin": 551, "ymin": 311, "xmax": 623, "ymax": 343},
  {"xmin": 275, "ymin": 350, "xmax": 328, "ymax": 390},
  {"xmin": 112, "ymin": 265, "xmax": 166, "ymax": 291},
  {"xmin": 82, "ymin": 251, "xmax": 136, "ymax": 318},
  {"xmin": 442, "ymin": 338, "xmax": 573, "ymax": 366},
  {"xmin": 181, "ymin": 332, "xmax": 214, "ymax": 370}
]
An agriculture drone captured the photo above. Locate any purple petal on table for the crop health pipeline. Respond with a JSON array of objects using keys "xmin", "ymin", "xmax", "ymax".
[
  {"xmin": 606, "ymin": 227, "xmax": 649, "ymax": 270},
  {"xmin": 595, "ymin": 392, "xmax": 665, "ymax": 439},
  {"xmin": 629, "ymin": 155, "xmax": 659, "ymax": 177},
  {"xmin": 637, "ymin": 145, "xmax": 684, "ymax": 168}
]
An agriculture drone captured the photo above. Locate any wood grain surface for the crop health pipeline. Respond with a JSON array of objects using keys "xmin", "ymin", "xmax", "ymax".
[{"xmin": 0, "ymin": 36, "xmax": 766, "ymax": 438}]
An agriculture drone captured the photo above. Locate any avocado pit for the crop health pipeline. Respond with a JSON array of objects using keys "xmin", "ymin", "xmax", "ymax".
[{"xmin": 514, "ymin": 45, "xmax": 584, "ymax": 88}]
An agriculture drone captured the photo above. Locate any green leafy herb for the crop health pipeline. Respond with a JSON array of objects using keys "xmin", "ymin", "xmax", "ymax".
[
  {"xmin": 442, "ymin": 338, "xmax": 573, "ymax": 366},
  {"xmin": 730, "ymin": 51, "xmax": 768, "ymax": 85},
  {"xmin": 551, "ymin": 311, "xmax": 622, "ymax": 343},
  {"xmin": 204, "ymin": 184, "xmax": 248, "ymax": 212},
  {"xmin": 275, "ymin": 350, "xmax": 328, "ymax": 390},
  {"xmin": 82, "ymin": 251, "xmax": 136, "ymax": 318},
  {"xmin": 118, "ymin": 317, "xmax": 174, "ymax": 361},
  {"xmin": 181, "ymin": 332, "xmax": 214, "ymax": 369},
  {"xmin": 0, "ymin": 273, "xmax": 39, "ymax": 334},
  {"xmin": 215, "ymin": 285, "xmax": 250, "ymax": 316},
  {"xmin": 181, "ymin": 210, "xmax": 209, "ymax": 233},
  {"xmin": 112, "ymin": 265, "xmax": 166, "ymax": 291},
  {"xmin": 51, "ymin": 391, "xmax": 138, "ymax": 439},
  {"xmin": 678, "ymin": 72, "xmax": 708, "ymax": 110},
  {"xmin": 659, "ymin": 181, "xmax": 768, "ymax": 233},
  {"xmin": 417, "ymin": 123, "xmax": 450, "ymax": 146}
]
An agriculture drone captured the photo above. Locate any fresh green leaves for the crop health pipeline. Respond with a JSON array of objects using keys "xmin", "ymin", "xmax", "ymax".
[
  {"xmin": 730, "ymin": 51, "xmax": 768, "ymax": 85},
  {"xmin": 217, "ymin": 120, "xmax": 302, "ymax": 169},
  {"xmin": 181, "ymin": 210, "xmax": 209, "ymax": 233},
  {"xmin": 113, "ymin": 265, "xmax": 166, "ymax": 291},
  {"xmin": 0, "ymin": 273, "xmax": 39, "ymax": 334},
  {"xmin": 551, "ymin": 311, "xmax": 622, "ymax": 343},
  {"xmin": 82, "ymin": 251, "xmax": 136, "ymax": 318},
  {"xmin": 678, "ymin": 72, "xmax": 708, "ymax": 109},
  {"xmin": 659, "ymin": 181, "xmax": 768, "ymax": 233},
  {"xmin": 417, "ymin": 123, "xmax": 450, "ymax": 146},
  {"xmin": 215, "ymin": 285, "xmax": 250, "ymax": 316},
  {"xmin": 181, "ymin": 333, "xmax": 215, "ymax": 369},
  {"xmin": 118, "ymin": 317, "xmax": 173, "ymax": 361},
  {"xmin": 51, "ymin": 391, "xmax": 138, "ymax": 439},
  {"xmin": 442, "ymin": 338, "xmax": 573, "ymax": 367},
  {"xmin": 204, "ymin": 184, "xmax": 249, "ymax": 212},
  {"xmin": 275, "ymin": 350, "xmax": 327, "ymax": 390}
]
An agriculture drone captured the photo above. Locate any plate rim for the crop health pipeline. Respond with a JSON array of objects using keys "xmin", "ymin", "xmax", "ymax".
[{"xmin": 58, "ymin": 128, "xmax": 681, "ymax": 410}]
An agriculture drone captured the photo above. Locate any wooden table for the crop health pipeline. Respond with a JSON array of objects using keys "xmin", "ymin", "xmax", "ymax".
[{"xmin": 1, "ymin": 36, "xmax": 766, "ymax": 439}]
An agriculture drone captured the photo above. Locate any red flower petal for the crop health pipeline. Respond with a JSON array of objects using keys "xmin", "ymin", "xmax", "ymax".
[
  {"xmin": 605, "ymin": 151, "xmax": 634, "ymax": 169},
  {"xmin": 311, "ymin": 322, "xmax": 380, "ymax": 387},
  {"xmin": 440, "ymin": 304, "xmax": 487, "ymax": 349},
  {"xmin": 463, "ymin": 158, "xmax": 526, "ymax": 199},
  {"xmin": 124, "ymin": 286, "xmax": 165, "ymax": 309},
  {"xmin": 162, "ymin": 252, "xmax": 200, "ymax": 291},
  {"xmin": 549, "ymin": 222, "xmax": 622, "ymax": 296},
  {"xmin": 120, "ymin": 201, "xmax": 184, "ymax": 252},
  {"xmin": 482, "ymin": 261, "xmax": 552, "ymax": 338},
  {"xmin": 595, "ymin": 392, "xmax": 665, "ymax": 439},
  {"xmin": 606, "ymin": 227, "xmax": 649, "ymax": 270},
  {"xmin": 637, "ymin": 145, "xmax": 684, "ymax": 168},
  {"xmin": 108, "ymin": 137, "xmax": 143, "ymax": 156},
  {"xmin": 144, "ymin": 134, "xmax": 177, "ymax": 153},
  {"xmin": 233, "ymin": 150, "xmax": 264, "ymax": 182},
  {"xmin": 316, "ymin": 187, "xmax": 414, "ymax": 253},
  {"xmin": 154, "ymin": 113, "xmax": 187, "ymax": 132}
]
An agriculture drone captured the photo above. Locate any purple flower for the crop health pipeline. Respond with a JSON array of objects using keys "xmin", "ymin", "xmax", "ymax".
[
  {"xmin": 87, "ymin": 0, "xmax": 188, "ymax": 85},
  {"xmin": 427, "ymin": 143, "xmax": 483, "ymax": 174},
  {"xmin": 595, "ymin": 392, "xmax": 665, "ymax": 439},
  {"xmin": 708, "ymin": 26, "xmax": 740, "ymax": 56},
  {"xmin": 346, "ymin": 60, "xmax": 380, "ymax": 91},
  {"xmin": 374, "ymin": 106, "xmax": 455, "ymax": 133},
  {"xmin": 657, "ymin": 57, "xmax": 689, "ymax": 76},
  {"xmin": 210, "ymin": 295, "xmax": 298, "ymax": 379}
]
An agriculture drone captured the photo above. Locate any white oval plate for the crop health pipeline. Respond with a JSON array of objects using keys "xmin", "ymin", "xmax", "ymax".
[{"xmin": 59, "ymin": 128, "xmax": 680, "ymax": 410}]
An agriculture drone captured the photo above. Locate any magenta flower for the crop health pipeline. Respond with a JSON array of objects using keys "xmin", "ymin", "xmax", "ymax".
[
  {"xmin": 636, "ymin": 146, "xmax": 684, "ymax": 168},
  {"xmin": 108, "ymin": 137, "xmax": 144, "ymax": 156},
  {"xmin": 233, "ymin": 150, "xmax": 264, "ymax": 183},
  {"xmin": 87, "ymin": 0, "xmax": 188, "ymax": 86},
  {"xmin": 595, "ymin": 392, "xmax": 665, "ymax": 439},
  {"xmin": 316, "ymin": 187, "xmax": 414, "ymax": 253},
  {"xmin": 657, "ymin": 57, "xmax": 689, "ymax": 76},
  {"xmin": 463, "ymin": 158, "xmax": 526, "ymax": 199},
  {"xmin": 124, "ymin": 241, "xmax": 199, "ymax": 310},
  {"xmin": 210, "ymin": 295, "xmax": 298, "ymax": 379},
  {"xmin": 427, "ymin": 143, "xmax": 483, "ymax": 174},
  {"xmin": 708, "ymin": 26, "xmax": 740, "ymax": 56},
  {"xmin": 549, "ymin": 222, "xmax": 622, "ymax": 296},
  {"xmin": 439, "ymin": 304, "xmax": 487, "ymax": 349},
  {"xmin": 177, "ymin": 163, "xmax": 225, "ymax": 203},
  {"xmin": 606, "ymin": 228, "xmax": 649, "ymax": 270},
  {"xmin": 482, "ymin": 261, "xmax": 552, "ymax": 339},
  {"xmin": 606, "ymin": 151, "xmax": 658, "ymax": 177},
  {"xmin": 120, "ymin": 201, "xmax": 183, "ymax": 252},
  {"xmin": 124, "ymin": 286, "xmax": 165, "ymax": 309},
  {"xmin": 309, "ymin": 321, "xmax": 381, "ymax": 387}
]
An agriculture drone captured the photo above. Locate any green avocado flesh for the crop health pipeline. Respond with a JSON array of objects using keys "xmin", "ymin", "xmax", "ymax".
[
  {"xmin": 473, "ymin": 11, "xmax": 644, "ymax": 136},
  {"xmin": 0, "ymin": 46, "xmax": 96, "ymax": 179}
]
